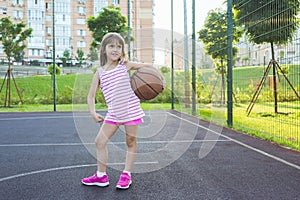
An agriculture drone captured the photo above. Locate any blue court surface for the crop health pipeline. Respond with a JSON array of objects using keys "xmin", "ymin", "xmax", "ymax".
[{"xmin": 0, "ymin": 110, "xmax": 299, "ymax": 200}]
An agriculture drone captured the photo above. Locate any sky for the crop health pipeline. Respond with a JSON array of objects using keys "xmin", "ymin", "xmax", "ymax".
[
  {"xmin": 153, "ymin": 0, "xmax": 226, "ymax": 34},
  {"xmin": 152, "ymin": 0, "xmax": 226, "ymax": 65}
]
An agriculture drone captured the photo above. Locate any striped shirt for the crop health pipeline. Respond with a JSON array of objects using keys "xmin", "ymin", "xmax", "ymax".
[{"xmin": 98, "ymin": 63, "xmax": 145, "ymax": 122}]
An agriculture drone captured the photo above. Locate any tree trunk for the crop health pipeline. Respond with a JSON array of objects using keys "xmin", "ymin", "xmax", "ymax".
[{"xmin": 6, "ymin": 58, "xmax": 11, "ymax": 107}]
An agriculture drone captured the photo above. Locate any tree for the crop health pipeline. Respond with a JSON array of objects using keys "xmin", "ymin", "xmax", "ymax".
[
  {"xmin": 76, "ymin": 49, "xmax": 85, "ymax": 68},
  {"xmin": 87, "ymin": 6, "xmax": 128, "ymax": 47},
  {"xmin": 160, "ymin": 66, "xmax": 170, "ymax": 74},
  {"xmin": 233, "ymin": 0, "xmax": 300, "ymax": 114},
  {"xmin": 0, "ymin": 17, "xmax": 32, "ymax": 65},
  {"xmin": 0, "ymin": 17, "xmax": 32, "ymax": 107},
  {"xmin": 14, "ymin": 50, "xmax": 24, "ymax": 63},
  {"xmin": 233, "ymin": 0, "xmax": 299, "ymax": 45},
  {"xmin": 87, "ymin": 47, "xmax": 98, "ymax": 62},
  {"xmin": 60, "ymin": 49, "xmax": 72, "ymax": 67},
  {"xmin": 198, "ymin": 8, "xmax": 242, "ymax": 104}
]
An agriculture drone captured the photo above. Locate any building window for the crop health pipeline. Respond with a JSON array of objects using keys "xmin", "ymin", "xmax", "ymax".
[
  {"xmin": 77, "ymin": 41, "xmax": 86, "ymax": 48},
  {"xmin": 45, "ymin": 3, "xmax": 51, "ymax": 10},
  {"xmin": 77, "ymin": 29, "xmax": 86, "ymax": 37},
  {"xmin": 1, "ymin": 7, "xmax": 7, "ymax": 15},
  {"xmin": 13, "ymin": 10, "xmax": 23, "ymax": 19},
  {"xmin": 77, "ymin": 6, "xmax": 86, "ymax": 15},
  {"xmin": 29, "ymin": 49, "xmax": 35, "ymax": 56},
  {"xmin": 77, "ymin": 18, "xmax": 85, "ymax": 24},
  {"xmin": 13, "ymin": 0, "xmax": 23, "ymax": 6},
  {"xmin": 94, "ymin": 0, "xmax": 109, "ymax": 15},
  {"xmin": 78, "ymin": 0, "xmax": 86, "ymax": 4},
  {"xmin": 46, "ymin": 27, "xmax": 51, "ymax": 35},
  {"xmin": 46, "ymin": 39, "xmax": 52, "ymax": 46},
  {"xmin": 112, "ymin": 0, "xmax": 120, "ymax": 5},
  {"xmin": 46, "ymin": 50, "xmax": 52, "ymax": 58},
  {"xmin": 16, "ymin": 0, "xmax": 23, "ymax": 6},
  {"xmin": 46, "ymin": 15, "xmax": 52, "ymax": 22}
]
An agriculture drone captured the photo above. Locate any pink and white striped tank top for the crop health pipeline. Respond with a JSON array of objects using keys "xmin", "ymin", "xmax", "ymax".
[{"xmin": 98, "ymin": 63, "xmax": 145, "ymax": 122}]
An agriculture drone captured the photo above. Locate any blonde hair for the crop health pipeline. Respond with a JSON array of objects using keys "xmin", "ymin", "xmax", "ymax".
[{"xmin": 99, "ymin": 32, "xmax": 126, "ymax": 66}]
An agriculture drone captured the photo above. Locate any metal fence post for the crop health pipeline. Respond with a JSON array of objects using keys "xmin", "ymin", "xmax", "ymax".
[
  {"xmin": 171, "ymin": 0, "xmax": 174, "ymax": 110},
  {"xmin": 52, "ymin": 0, "xmax": 56, "ymax": 112},
  {"xmin": 191, "ymin": 0, "xmax": 196, "ymax": 115},
  {"xmin": 128, "ymin": 0, "xmax": 131, "ymax": 59},
  {"xmin": 227, "ymin": 0, "xmax": 233, "ymax": 126}
]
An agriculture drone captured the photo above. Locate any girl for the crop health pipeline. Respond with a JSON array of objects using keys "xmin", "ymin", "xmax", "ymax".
[{"xmin": 81, "ymin": 32, "xmax": 152, "ymax": 189}]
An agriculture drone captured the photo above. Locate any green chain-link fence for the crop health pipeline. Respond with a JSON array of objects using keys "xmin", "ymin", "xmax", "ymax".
[{"xmin": 175, "ymin": 0, "xmax": 300, "ymax": 150}]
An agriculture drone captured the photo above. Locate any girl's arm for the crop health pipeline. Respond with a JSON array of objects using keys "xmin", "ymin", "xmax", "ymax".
[
  {"xmin": 125, "ymin": 61, "xmax": 153, "ymax": 71},
  {"xmin": 87, "ymin": 71, "xmax": 104, "ymax": 123}
]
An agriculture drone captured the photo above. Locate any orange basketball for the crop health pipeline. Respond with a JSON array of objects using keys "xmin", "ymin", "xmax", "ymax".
[{"xmin": 131, "ymin": 67, "xmax": 165, "ymax": 100}]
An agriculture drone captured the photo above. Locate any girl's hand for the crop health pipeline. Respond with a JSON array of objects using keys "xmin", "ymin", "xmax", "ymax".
[{"xmin": 91, "ymin": 112, "xmax": 104, "ymax": 123}]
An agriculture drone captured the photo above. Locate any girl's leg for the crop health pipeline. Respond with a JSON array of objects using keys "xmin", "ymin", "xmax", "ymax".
[
  {"xmin": 95, "ymin": 122, "xmax": 119, "ymax": 172},
  {"xmin": 124, "ymin": 125, "xmax": 139, "ymax": 172}
]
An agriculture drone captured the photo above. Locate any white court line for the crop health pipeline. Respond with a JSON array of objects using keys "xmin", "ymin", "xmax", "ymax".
[
  {"xmin": 0, "ymin": 161, "xmax": 158, "ymax": 182},
  {"xmin": 0, "ymin": 112, "xmax": 166, "ymax": 121},
  {"xmin": 0, "ymin": 139, "xmax": 230, "ymax": 147},
  {"xmin": 0, "ymin": 115, "xmax": 75, "ymax": 121},
  {"xmin": 168, "ymin": 112, "xmax": 300, "ymax": 170}
]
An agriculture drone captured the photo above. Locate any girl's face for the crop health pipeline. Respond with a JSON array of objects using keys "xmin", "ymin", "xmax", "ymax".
[{"xmin": 105, "ymin": 40, "xmax": 123, "ymax": 62}]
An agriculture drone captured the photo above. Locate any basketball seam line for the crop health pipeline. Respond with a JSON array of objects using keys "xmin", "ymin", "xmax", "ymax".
[
  {"xmin": 131, "ymin": 76, "xmax": 147, "ymax": 100},
  {"xmin": 136, "ymin": 71, "xmax": 162, "ymax": 82},
  {"xmin": 135, "ymin": 74, "xmax": 160, "ymax": 95}
]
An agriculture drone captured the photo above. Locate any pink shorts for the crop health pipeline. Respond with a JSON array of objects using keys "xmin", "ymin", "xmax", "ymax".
[{"xmin": 104, "ymin": 118, "xmax": 143, "ymax": 126}]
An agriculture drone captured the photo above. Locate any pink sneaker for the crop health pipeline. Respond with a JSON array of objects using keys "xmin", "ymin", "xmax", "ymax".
[
  {"xmin": 116, "ymin": 172, "xmax": 132, "ymax": 189},
  {"xmin": 81, "ymin": 174, "xmax": 109, "ymax": 187}
]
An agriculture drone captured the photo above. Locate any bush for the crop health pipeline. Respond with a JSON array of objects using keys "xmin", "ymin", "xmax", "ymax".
[
  {"xmin": 160, "ymin": 66, "xmax": 170, "ymax": 74},
  {"xmin": 91, "ymin": 66, "xmax": 99, "ymax": 74},
  {"xmin": 31, "ymin": 60, "xmax": 40, "ymax": 66},
  {"xmin": 47, "ymin": 64, "xmax": 61, "ymax": 75}
]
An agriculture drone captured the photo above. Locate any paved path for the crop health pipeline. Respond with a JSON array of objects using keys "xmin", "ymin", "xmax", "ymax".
[{"xmin": 0, "ymin": 111, "xmax": 299, "ymax": 200}]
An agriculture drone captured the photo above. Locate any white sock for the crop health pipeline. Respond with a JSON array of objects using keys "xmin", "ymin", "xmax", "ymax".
[
  {"xmin": 96, "ymin": 171, "xmax": 106, "ymax": 177},
  {"xmin": 123, "ymin": 170, "xmax": 131, "ymax": 176}
]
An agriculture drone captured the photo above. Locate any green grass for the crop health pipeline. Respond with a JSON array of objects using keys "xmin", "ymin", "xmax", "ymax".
[
  {"xmin": 0, "ymin": 103, "xmax": 172, "ymax": 112},
  {"xmin": 232, "ymin": 64, "xmax": 300, "ymax": 90},
  {"xmin": 0, "ymin": 73, "xmax": 93, "ymax": 105},
  {"xmin": 193, "ymin": 103, "xmax": 300, "ymax": 151}
]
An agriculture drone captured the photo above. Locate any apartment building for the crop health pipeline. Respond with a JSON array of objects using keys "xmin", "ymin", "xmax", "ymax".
[
  {"xmin": 235, "ymin": 29, "xmax": 300, "ymax": 67},
  {"xmin": 0, "ymin": 0, "xmax": 154, "ymax": 65}
]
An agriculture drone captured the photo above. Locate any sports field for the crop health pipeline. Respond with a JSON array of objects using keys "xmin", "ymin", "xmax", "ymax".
[{"xmin": 0, "ymin": 111, "xmax": 299, "ymax": 199}]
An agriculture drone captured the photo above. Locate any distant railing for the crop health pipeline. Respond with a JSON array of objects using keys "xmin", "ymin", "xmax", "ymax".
[{"xmin": 0, "ymin": 66, "xmax": 93, "ymax": 78}]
